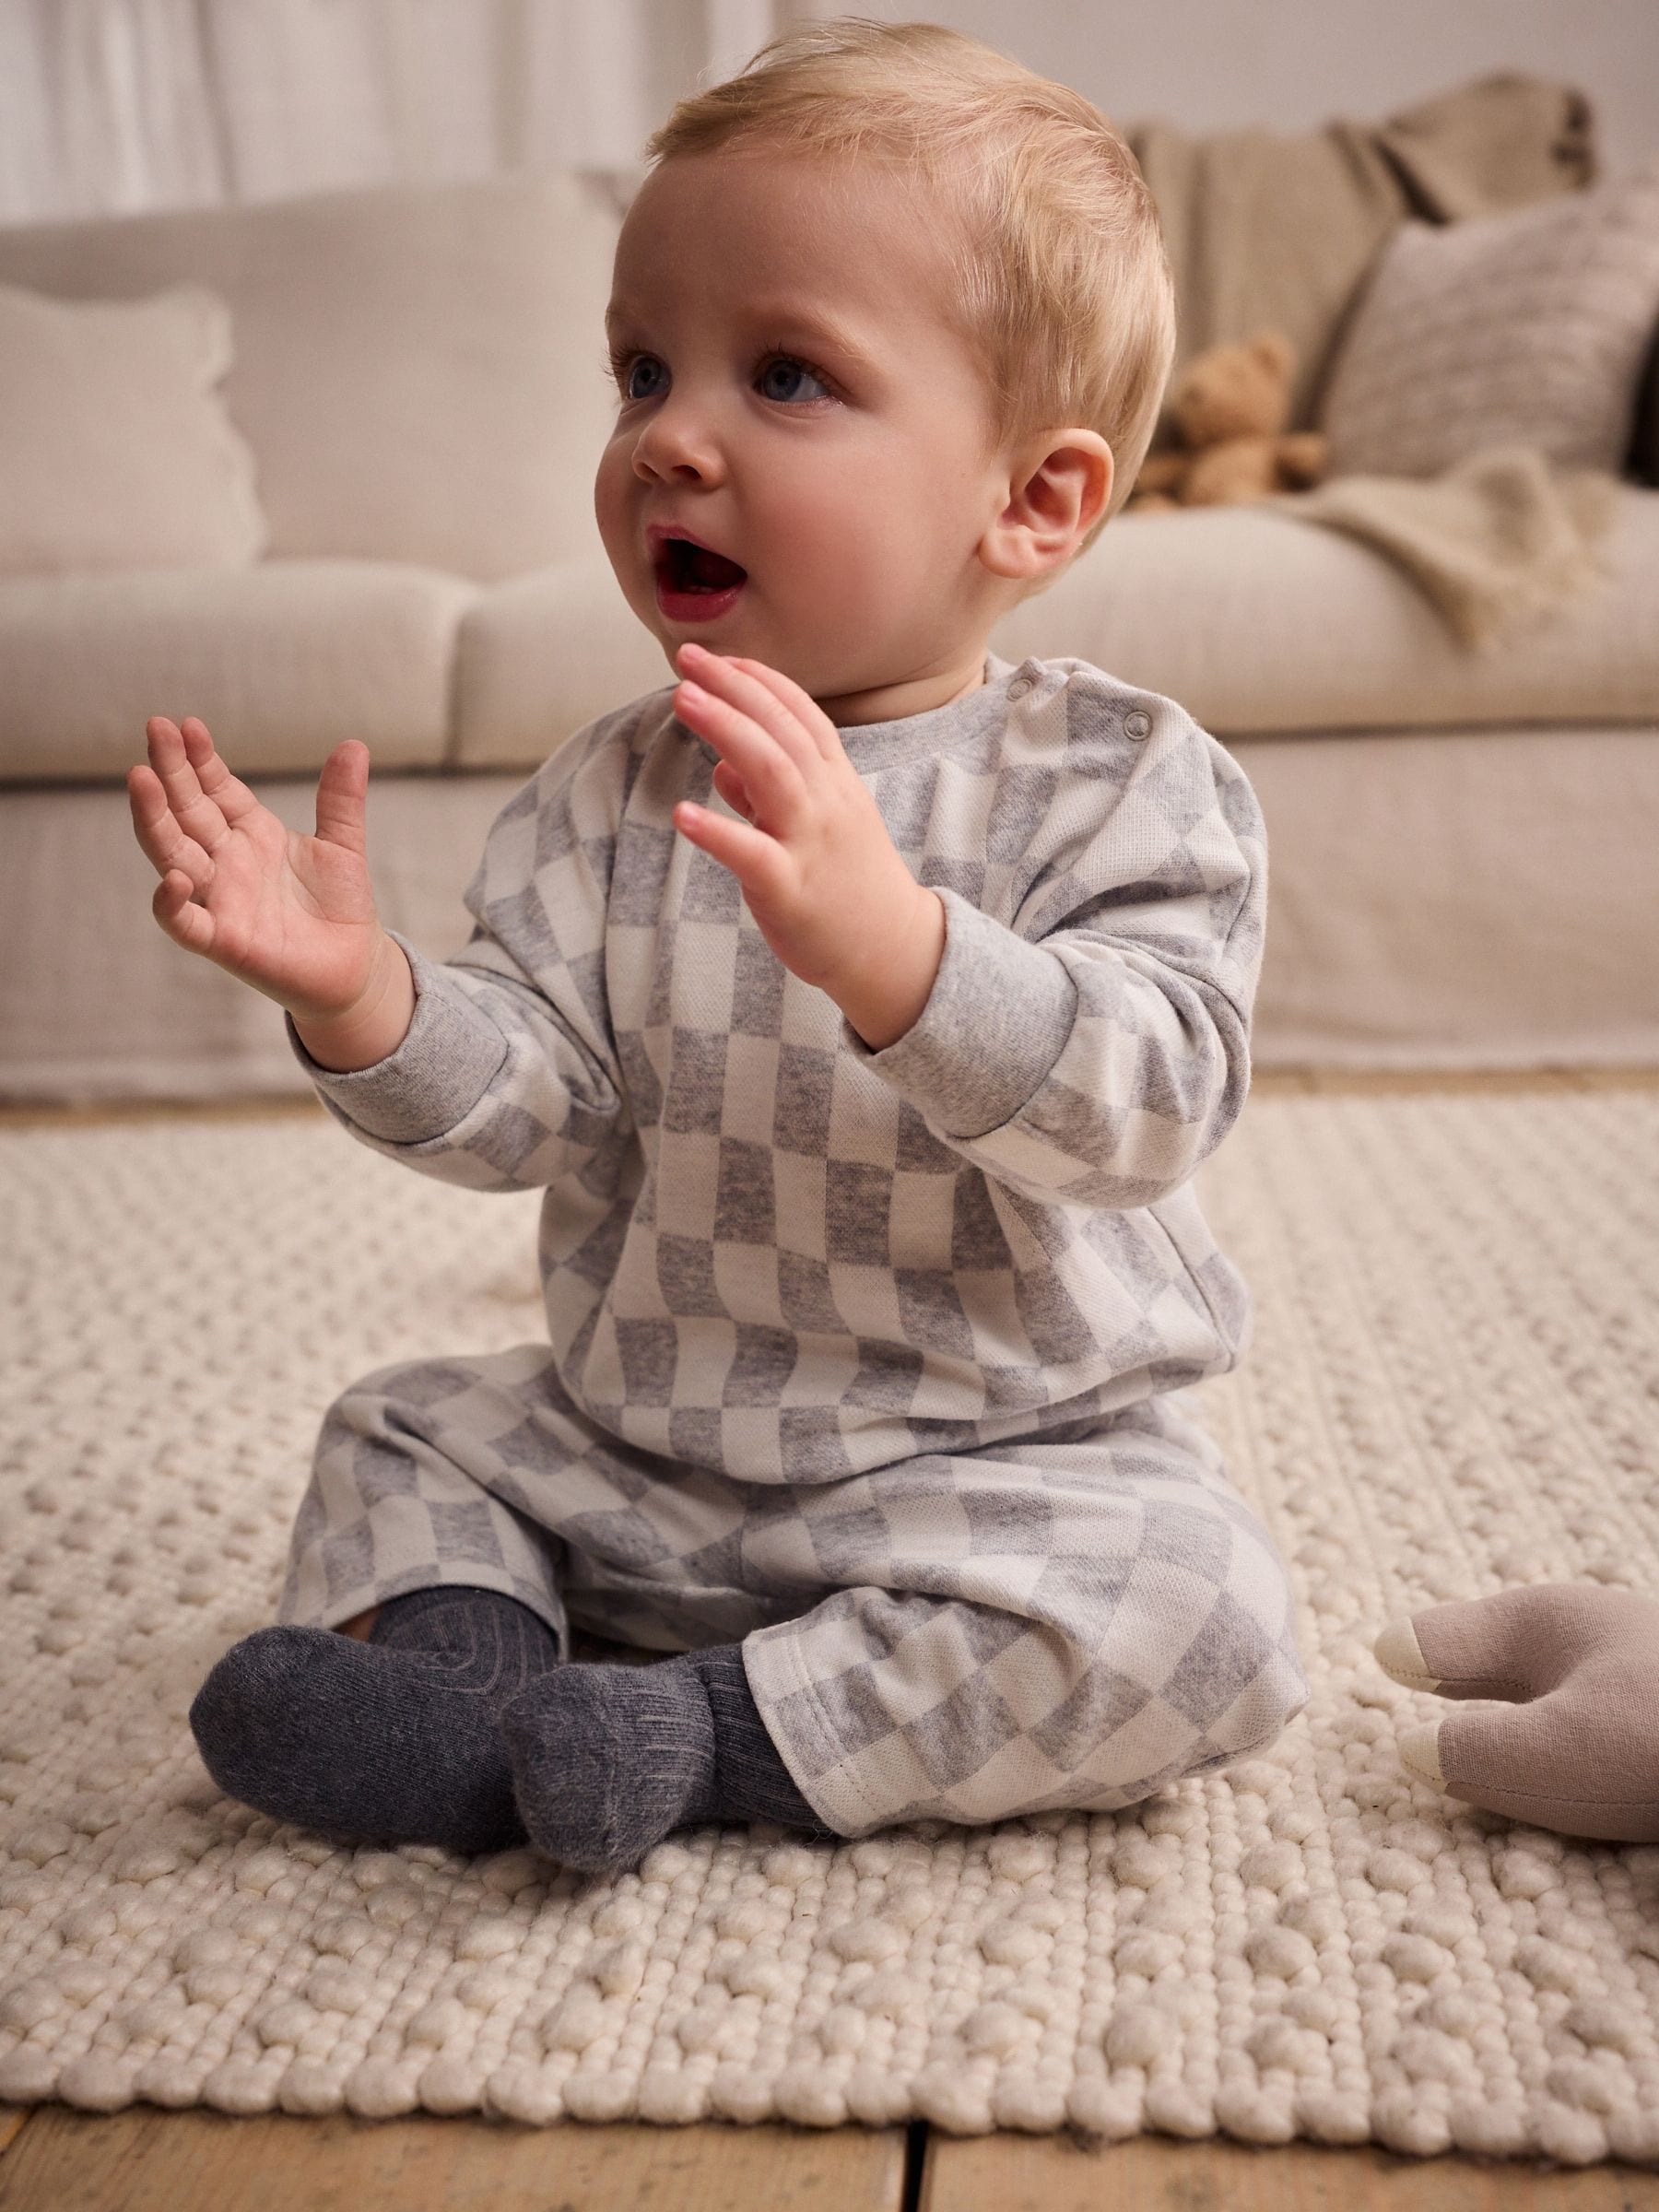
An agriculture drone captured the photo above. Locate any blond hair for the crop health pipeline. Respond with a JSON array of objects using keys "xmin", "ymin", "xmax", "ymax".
[{"xmin": 641, "ymin": 18, "xmax": 1175, "ymax": 580}]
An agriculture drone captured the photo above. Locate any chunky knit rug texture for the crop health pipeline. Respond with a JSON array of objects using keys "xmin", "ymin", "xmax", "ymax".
[{"xmin": 2, "ymin": 1088, "xmax": 1657, "ymax": 2161}]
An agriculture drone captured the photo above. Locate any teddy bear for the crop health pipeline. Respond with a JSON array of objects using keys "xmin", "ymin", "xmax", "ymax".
[
  {"xmin": 1373, "ymin": 1583, "xmax": 1659, "ymax": 1841},
  {"xmin": 1127, "ymin": 330, "xmax": 1330, "ymax": 512}
]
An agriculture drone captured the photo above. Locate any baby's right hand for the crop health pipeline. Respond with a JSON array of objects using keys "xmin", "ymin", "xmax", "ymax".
[{"xmin": 127, "ymin": 717, "xmax": 384, "ymax": 1022}]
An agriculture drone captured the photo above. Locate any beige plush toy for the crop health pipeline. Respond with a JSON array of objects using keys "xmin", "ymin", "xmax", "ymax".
[
  {"xmin": 1373, "ymin": 1583, "xmax": 1659, "ymax": 1841},
  {"xmin": 1128, "ymin": 330, "xmax": 1330, "ymax": 511}
]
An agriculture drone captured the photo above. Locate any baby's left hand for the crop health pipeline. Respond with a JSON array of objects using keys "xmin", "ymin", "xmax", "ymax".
[{"xmin": 669, "ymin": 642, "xmax": 943, "ymax": 1045}]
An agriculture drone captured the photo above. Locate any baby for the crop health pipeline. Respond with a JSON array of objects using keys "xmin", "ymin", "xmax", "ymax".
[{"xmin": 128, "ymin": 19, "xmax": 1309, "ymax": 1875}]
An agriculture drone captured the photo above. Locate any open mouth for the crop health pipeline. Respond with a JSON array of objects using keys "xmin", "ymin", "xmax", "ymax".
[{"xmin": 653, "ymin": 536, "xmax": 748, "ymax": 620}]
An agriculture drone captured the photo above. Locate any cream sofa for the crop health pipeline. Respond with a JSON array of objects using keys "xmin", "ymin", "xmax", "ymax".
[{"xmin": 1, "ymin": 168, "xmax": 1656, "ymax": 1100}]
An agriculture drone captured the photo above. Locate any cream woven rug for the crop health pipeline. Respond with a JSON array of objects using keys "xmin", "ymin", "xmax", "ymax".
[{"xmin": 2, "ymin": 1087, "xmax": 1657, "ymax": 2164}]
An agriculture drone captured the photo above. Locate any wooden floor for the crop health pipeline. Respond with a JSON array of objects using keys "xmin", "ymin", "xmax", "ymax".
[
  {"xmin": 4, "ymin": 1066, "xmax": 1658, "ymax": 2208},
  {"xmin": 5, "ymin": 2098, "xmax": 1659, "ymax": 2209}
]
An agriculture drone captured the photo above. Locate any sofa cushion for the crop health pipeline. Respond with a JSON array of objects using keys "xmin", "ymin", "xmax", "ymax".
[
  {"xmin": 453, "ymin": 559, "xmax": 673, "ymax": 770},
  {"xmin": 0, "ymin": 281, "xmax": 266, "ymax": 576},
  {"xmin": 0, "ymin": 560, "xmax": 477, "ymax": 782},
  {"xmin": 0, "ymin": 175, "xmax": 621, "ymax": 584},
  {"xmin": 985, "ymin": 485, "xmax": 1659, "ymax": 735}
]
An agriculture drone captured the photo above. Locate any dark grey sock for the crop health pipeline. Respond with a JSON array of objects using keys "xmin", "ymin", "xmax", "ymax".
[
  {"xmin": 188, "ymin": 1584, "xmax": 561, "ymax": 1856},
  {"xmin": 497, "ymin": 1639, "xmax": 835, "ymax": 1875}
]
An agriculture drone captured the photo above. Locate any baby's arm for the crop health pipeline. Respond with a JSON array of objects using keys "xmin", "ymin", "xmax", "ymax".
[
  {"xmin": 284, "ymin": 727, "xmax": 636, "ymax": 1195},
  {"xmin": 129, "ymin": 713, "xmax": 630, "ymax": 1195},
  {"xmin": 844, "ymin": 722, "xmax": 1264, "ymax": 1214}
]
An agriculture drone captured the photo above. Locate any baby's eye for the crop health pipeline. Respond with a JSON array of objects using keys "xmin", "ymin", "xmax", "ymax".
[
  {"xmin": 614, "ymin": 353, "xmax": 666, "ymax": 403},
  {"xmin": 606, "ymin": 347, "xmax": 833, "ymax": 407},
  {"xmin": 757, "ymin": 355, "xmax": 831, "ymax": 406}
]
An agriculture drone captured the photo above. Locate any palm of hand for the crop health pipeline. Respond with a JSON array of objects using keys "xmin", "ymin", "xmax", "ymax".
[{"xmin": 206, "ymin": 805, "xmax": 380, "ymax": 1014}]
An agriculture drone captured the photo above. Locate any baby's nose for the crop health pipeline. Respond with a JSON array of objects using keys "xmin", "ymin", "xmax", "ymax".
[{"xmin": 633, "ymin": 400, "xmax": 725, "ymax": 481}]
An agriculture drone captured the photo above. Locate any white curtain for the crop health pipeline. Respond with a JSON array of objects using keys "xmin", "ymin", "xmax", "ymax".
[{"xmin": 0, "ymin": 0, "xmax": 827, "ymax": 226}]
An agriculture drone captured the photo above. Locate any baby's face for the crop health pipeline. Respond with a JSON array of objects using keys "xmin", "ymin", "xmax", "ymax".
[{"xmin": 594, "ymin": 149, "xmax": 1019, "ymax": 724}]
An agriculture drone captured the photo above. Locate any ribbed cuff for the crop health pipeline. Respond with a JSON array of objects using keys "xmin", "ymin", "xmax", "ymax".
[
  {"xmin": 285, "ymin": 929, "xmax": 510, "ymax": 1146},
  {"xmin": 839, "ymin": 887, "xmax": 1077, "ymax": 1139}
]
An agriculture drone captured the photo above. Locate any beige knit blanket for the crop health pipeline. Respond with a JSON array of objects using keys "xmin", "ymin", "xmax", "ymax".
[
  {"xmin": 1265, "ymin": 448, "xmax": 1623, "ymax": 649},
  {"xmin": 2, "ymin": 1088, "xmax": 1657, "ymax": 2164}
]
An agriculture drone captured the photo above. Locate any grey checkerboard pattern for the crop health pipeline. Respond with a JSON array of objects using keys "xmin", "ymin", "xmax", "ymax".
[{"xmin": 276, "ymin": 652, "xmax": 1307, "ymax": 1834}]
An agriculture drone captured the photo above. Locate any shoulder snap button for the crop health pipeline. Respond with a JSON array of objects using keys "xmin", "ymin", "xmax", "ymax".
[
  {"xmin": 1006, "ymin": 677, "xmax": 1030, "ymax": 700},
  {"xmin": 1124, "ymin": 709, "xmax": 1152, "ymax": 738}
]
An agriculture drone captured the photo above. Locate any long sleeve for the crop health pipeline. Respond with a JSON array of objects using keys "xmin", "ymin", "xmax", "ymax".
[
  {"xmin": 841, "ymin": 677, "xmax": 1266, "ymax": 1211},
  {"xmin": 287, "ymin": 712, "xmax": 638, "ymax": 1195}
]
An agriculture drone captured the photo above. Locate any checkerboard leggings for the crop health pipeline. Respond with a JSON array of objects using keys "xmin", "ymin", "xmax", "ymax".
[{"xmin": 275, "ymin": 1341, "xmax": 1309, "ymax": 1840}]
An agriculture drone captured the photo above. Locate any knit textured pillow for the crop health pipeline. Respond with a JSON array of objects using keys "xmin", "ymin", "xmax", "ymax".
[
  {"xmin": 0, "ymin": 280, "xmax": 267, "ymax": 574},
  {"xmin": 1318, "ymin": 160, "xmax": 1659, "ymax": 478}
]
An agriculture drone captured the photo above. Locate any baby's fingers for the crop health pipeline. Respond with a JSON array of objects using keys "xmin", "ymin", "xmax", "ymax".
[
  {"xmin": 145, "ymin": 715, "xmax": 232, "ymax": 853},
  {"xmin": 674, "ymin": 798, "xmax": 789, "ymax": 894},
  {"xmin": 151, "ymin": 866, "xmax": 215, "ymax": 954},
  {"xmin": 178, "ymin": 715, "xmax": 260, "ymax": 827},
  {"xmin": 127, "ymin": 759, "xmax": 215, "ymax": 893},
  {"xmin": 712, "ymin": 759, "xmax": 756, "ymax": 823},
  {"xmin": 313, "ymin": 739, "xmax": 371, "ymax": 855}
]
